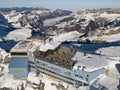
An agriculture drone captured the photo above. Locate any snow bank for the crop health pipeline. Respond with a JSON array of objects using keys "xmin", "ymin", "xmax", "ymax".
[
  {"xmin": 99, "ymin": 33, "xmax": 120, "ymax": 42},
  {"xmin": 0, "ymin": 48, "xmax": 8, "ymax": 60},
  {"xmin": 96, "ymin": 46, "xmax": 120, "ymax": 57},
  {"xmin": 86, "ymin": 33, "xmax": 120, "ymax": 42},
  {"xmin": 6, "ymin": 28, "xmax": 32, "ymax": 41},
  {"xmin": 5, "ymin": 12, "xmax": 22, "ymax": 23}
]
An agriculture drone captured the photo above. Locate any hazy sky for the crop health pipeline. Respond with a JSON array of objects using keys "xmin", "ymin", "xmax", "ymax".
[{"xmin": 0, "ymin": 0, "xmax": 120, "ymax": 11}]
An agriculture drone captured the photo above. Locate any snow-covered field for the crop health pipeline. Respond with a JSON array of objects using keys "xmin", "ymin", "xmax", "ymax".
[{"xmin": 0, "ymin": 56, "xmax": 120, "ymax": 90}]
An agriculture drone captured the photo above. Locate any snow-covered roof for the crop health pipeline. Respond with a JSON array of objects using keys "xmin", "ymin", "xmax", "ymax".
[
  {"xmin": 28, "ymin": 39, "xmax": 43, "ymax": 52},
  {"xmin": 72, "ymin": 52, "xmax": 108, "ymax": 72},
  {"xmin": 39, "ymin": 41, "xmax": 61, "ymax": 52},
  {"xmin": 10, "ymin": 40, "xmax": 33, "ymax": 53},
  {"xmin": 39, "ymin": 31, "xmax": 81, "ymax": 52}
]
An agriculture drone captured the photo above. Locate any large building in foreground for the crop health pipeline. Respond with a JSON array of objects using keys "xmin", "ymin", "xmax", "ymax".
[
  {"xmin": 9, "ymin": 31, "xmax": 109, "ymax": 86},
  {"xmin": 31, "ymin": 45, "xmax": 108, "ymax": 86},
  {"xmin": 28, "ymin": 35, "xmax": 108, "ymax": 86}
]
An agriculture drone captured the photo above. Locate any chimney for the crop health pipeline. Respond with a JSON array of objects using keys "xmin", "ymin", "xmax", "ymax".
[
  {"xmin": 77, "ymin": 65, "xmax": 81, "ymax": 70},
  {"xmin": 43, "ymin": 35, "xmax": 46, "ymax": 45},
  {"xmin": 84, "ymin": 52, "xmax": 87, "ymax": 56},
  {"xmin": 82, "ymin": 66, "xmax": 86, "ymax": 71}
]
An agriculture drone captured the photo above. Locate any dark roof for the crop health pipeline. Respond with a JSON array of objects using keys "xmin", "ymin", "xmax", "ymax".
[{"xmin": 9, "ymin": 57, "xmax": 28, "ymax": 68}]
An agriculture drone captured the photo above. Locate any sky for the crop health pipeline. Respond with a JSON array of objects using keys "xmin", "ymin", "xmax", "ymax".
[{"xmin": 0, "ymin": 0, "xmax": 120, "ymax": 11}]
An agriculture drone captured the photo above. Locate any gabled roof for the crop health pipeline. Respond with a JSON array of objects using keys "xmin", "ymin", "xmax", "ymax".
[
  {"xmin": 10, "ymin": 40, "xmax": 32, "ymax": 53},
  {"xmin": 39, "ymin": 41, "xmax": 61, "ymax": 52}
]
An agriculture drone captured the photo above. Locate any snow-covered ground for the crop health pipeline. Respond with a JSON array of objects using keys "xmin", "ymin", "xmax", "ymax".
[
  {"xmin": 0, "ymin": 56, "xmax": 119, "ymax": 90},
  {"xmin": 99, "ymin": 12, "xmax": 120, "ymax": 20},
  {"xmin": 0, "ymin": 63, "xmax": 77, "ymax": 90},
  {"xmin": 82, "ymin": 28, "xmax": 120, "ymax": 42},
  {"xmin": 91, "ymin": 61, "xmax": 120, "ymax": 90},
  {"xmin": 6, "ymin": 28, "xmax": 32, "ymax": 41},
  {"xmin": 0, "ymin": 48, "xmax": 9, "ymax": 60},
  {"xmin": 96, "ymin": 46, "xmax": 120, "ymax": 56}
]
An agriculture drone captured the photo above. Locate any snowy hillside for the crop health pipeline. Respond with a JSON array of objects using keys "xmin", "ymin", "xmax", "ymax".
[
  {"xmin": 1, "ymin": 8, "xmax": 72, "ymax": 29},
  {"xmin": 46, "ymin": 8, "xmax": 120, "ymax": 37},
  {"xmin": 0, "ymin": 14, "xmax": 14, "ymax": 38},
  {"xmin": 6, "ymin": 28, "xmax": 32, "ymax": 41}
]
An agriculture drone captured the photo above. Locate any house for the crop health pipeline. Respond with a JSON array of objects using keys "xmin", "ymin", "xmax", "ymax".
[{"xmin": 9, "ymin": 58, "xmax": 28, "ymax": 78}]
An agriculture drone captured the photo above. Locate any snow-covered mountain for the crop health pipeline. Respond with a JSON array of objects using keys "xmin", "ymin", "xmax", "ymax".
[
  {"xmin": 0, "ymin": 7, "xmax": 49, "ymax": 12},
  {"xmin": 0, "ymin": 8, "xmax": 120, "ymax": 51},
  {"xmin": 0, "ymin": 7, "xmax": 73, "ymax": 51},
  {"xmin": 0, "ymin": 8, "xmax": 120, "ymax": 90},
  {"xmin": 46, "ymin": 8, "xmax": 120, "ymax": 38},
  {"xmin": 0, "ymin": 7, "xmax": 72, "ymax": 30},
  {"xmin": 0, "ymin": 14, "xmax": 14, "ymax": 38}
]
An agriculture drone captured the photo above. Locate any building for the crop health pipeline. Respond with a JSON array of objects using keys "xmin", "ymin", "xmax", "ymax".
[
  {"xmin": 8, "ymin": 31, "xmax": 109, "ymax": 86},
  {"xmin": 27, "ymin": 31, "xmax": 109, "ymax": 86},
  {"xmin": 31, "ymin": 45, "xmax": 108, "ymax": 86},
  {"xmin": 9, "ymin": 40, "xmax": 36, "ymax": 78},
  {"xmin": 9, "ymin": 58, "xmax": 28, "ymax": 78},
  {"xmin": 72, "ymin": 52, "xmax": 108, "ymax": 83},
  {"xmin": 9, "ymin": 40, "xmax": 44, "ymax": 78}
]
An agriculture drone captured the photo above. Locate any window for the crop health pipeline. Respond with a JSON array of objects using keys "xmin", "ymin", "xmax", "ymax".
[
  {"xmin": 75, "ymin": 74, "xmax": 83, "ymax": 78},
  {"xmin": 86, "ymin": 75, "xmax": 89, "ymax": 81},
  {"xmin": 11, "ymin": 52, "xmax": 27, "ymax": 56}
]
